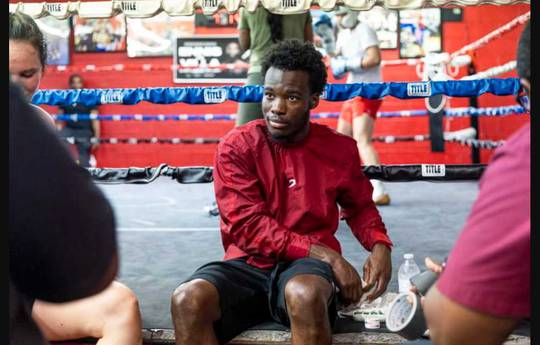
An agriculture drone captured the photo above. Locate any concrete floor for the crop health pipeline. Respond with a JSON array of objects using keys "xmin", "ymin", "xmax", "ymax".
[{"xmin": 97, "ymin": 179, "xmax": 479, "ymax": 329}]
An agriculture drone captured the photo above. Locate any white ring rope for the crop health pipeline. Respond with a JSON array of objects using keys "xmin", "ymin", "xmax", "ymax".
[
  {"xmin": 450, "ymin": 11, "xmax": 530, "ymax": 58},
  {"xmin": 461, "ymin": 60, "xmax": 517, "ymax": 80}
]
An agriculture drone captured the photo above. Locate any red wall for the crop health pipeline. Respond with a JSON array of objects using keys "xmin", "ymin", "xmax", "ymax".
[{"xmin": 18, "ymin": 2, "xmax": 530, "ymax": 167}]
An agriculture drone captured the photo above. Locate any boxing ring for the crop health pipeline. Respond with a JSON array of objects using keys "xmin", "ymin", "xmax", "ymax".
[
  {"xmin": 33, "ymin": 80, "xmax": 530, "ymax": 344},
  {"xmin": 11, "ymin": 1, "xmax": 530, "ymax": 344}
]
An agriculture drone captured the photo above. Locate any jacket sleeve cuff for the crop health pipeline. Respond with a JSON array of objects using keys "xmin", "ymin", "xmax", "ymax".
[
  {"xmin": 283, "ymin": 233, "xmax": 312, "ymax": 261},
  {"xmin": 369, "ymin": 231, "xmax": 393, "ymax": 251}
]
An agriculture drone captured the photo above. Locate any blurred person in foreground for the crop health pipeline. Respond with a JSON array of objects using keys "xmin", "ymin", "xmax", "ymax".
[
  {"xmin": 9, "ymin": 11, "xmax": 142, "ymax": 345},
  {"xmin": 411, "ymin": 21, "xmax": 530, "ymax": 345}
]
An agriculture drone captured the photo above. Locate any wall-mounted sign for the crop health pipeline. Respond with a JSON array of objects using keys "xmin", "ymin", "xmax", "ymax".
[
  {"xmin": 127, "ymin": 12, "xmax": 195, "ymax": 57},
  {"xmin": 173, "ymin": 35, "xmax": 249, "ymax": 83},
  {"xmin": 35, "ymin": 16, "xmax": 70, "ymax": 65},
  {"xmin": 74, "ymin": 15, "xmax": 127, "ymax": 52},
  {"xmin": 358, "ymin": 6, "xmax": 399, "ymax": 50},
  {"xmin": 399, "ymin": 8, "xmax": 442, "ymax": 59}
]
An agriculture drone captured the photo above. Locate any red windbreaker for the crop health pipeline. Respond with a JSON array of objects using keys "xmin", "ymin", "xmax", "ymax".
[{"xmin": 214, "ymin": 120, "xmax": 392, "ymax": 269}]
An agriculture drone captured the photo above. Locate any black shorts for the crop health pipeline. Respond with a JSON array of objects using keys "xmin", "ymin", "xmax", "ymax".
[{"xmin": 184, "ymin": 257, "xmax": 337, "ymax": 344}]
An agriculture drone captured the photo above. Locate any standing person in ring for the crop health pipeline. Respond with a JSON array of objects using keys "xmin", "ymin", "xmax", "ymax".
[
  {"xmin": 235, "ymin": 6, "xmax": 314, "ymax": 126},
  {"xmin": 56, "ymin": 74, "xmax": 101, "ymax": 168},
  {"xmin": 205, "ymin": 6, "xmax": 315, "ymax": 217},
  {"xmin": 9, "ymin": 11, "xmax": 143, "ymax": 345},
  {"xmin": 330, "ymin": 7, "xmax": 390, "ymax": 206}
]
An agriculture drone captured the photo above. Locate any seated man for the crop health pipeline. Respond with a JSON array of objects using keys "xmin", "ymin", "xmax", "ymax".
[{"xmin": 171, "ymin": 39, "xmax": 393, "ymax": 345}]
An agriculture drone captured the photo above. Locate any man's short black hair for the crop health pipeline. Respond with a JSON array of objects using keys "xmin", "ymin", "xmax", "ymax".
[
  {"xmin": 516, "ymin": 20, "xmax": 530, "ymax": 81},
  {"xmin": 261, "ymin": 39, "xmax": 327, "ymax": 95}
]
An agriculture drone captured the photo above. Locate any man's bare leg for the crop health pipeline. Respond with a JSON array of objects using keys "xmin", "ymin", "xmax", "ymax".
[
  {"xmin": 171, "ymin": 279, "xmax": 221, "ymax": 345},
  {"xmin": 352, "ymin": 114, "xmax": 389, "ymax": 204},
  {"xmin": 337, "ymin": 118, "xmax": 353, "ymax": 137},
  {"xmin": 285, "ymin": 274, "xmax": 334, "ymax": 345},
  {"xmin": 352, "ymin": 114, "xmax": 380, "ymax": 166}
]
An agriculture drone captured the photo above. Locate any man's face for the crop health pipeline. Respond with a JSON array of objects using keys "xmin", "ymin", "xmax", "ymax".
[
  {"xmin": 70, "ymin": 76, "xmax": 84, "ymax": 89},
  {"xmin": 262, "ymin": 67, "xmax": 319, "ymax": 143},
  {"xmin": 226, "ymin": 43, "xmax": 240, "ymax": 57}
]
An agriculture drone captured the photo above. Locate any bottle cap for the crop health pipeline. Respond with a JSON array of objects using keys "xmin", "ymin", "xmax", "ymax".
[{"xmin": 404, "ymin": 253, "xmax": 414, "ymax": 260}]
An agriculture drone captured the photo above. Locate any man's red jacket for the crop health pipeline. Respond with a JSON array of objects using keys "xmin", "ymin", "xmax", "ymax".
[{"xmin": 214, "ymin": 120, "xmax": 392, "ymax": 269}]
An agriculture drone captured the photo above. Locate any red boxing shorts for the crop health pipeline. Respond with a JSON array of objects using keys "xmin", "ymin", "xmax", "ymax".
[{"xmin": 339, "ymin": 98, "xmax": 383, "ymax": 124}]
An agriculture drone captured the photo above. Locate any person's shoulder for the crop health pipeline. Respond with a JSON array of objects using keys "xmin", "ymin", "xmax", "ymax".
[
  {"xmin": 311, "ymin": 122, "xmax": 357, "ymax": 149},
  {"xmin": 30, "ymin": 104, "xmax": 56, "ymax": 127},
  {"xmin": 490, "ymin": 123, "xmax": 530, "ymax": 164},
  {"xmin": 504, "ymin": 123, "xmax": 530, "ymax": 150},
  {"xmin": 356, "ymin": 22, "xmax": 377, "ymax": 36}
]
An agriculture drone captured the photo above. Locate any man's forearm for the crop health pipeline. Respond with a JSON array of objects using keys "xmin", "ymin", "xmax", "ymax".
[{"xmin": 309, "ymin": 244, "xmax": 339, "ymax": 265}]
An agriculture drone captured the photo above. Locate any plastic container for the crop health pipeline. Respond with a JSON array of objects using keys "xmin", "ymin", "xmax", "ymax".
[{"xmin": 398, "ymin": 253, "xmax": 421, "ymax": 294}]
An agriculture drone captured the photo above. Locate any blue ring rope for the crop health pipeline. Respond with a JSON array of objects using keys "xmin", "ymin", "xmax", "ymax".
[{"xmin": 33, "ymin": 78, "xmax": 520, "ymax": 107}]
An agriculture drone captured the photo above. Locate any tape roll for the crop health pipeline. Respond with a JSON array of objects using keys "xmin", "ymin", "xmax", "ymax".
[{"xmin": 385, "ymin": 293, "xmax": 428, "ymax": 340}]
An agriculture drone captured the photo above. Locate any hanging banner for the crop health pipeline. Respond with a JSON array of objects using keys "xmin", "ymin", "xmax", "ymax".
[{"xmin": 173, "ymin": 35, "xmax": 249, "ymax": 83}]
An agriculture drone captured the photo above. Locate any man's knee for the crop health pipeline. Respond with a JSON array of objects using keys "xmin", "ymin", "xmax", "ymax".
[
  {"xmin": 171, "ymin": 279, "xmax": 220, "ymax": 321},
  {"xmin": 285, "ymin": 275, "xmax": 332, "ymax": 320}
]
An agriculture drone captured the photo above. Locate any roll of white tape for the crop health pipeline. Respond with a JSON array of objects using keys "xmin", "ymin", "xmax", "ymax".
[{"xmin": 386, "ymin": 293, "xmax": 428, "ymax": 340}]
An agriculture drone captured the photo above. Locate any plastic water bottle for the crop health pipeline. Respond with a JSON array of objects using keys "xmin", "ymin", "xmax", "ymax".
[{"xmin": 398, "ymin": 253, "xmax": 421, "ymax": 294}]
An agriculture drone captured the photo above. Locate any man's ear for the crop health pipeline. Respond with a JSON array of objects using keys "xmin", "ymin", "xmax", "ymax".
[{"xmin": 310, "ymin": 94, "xmax": 320, "ymax": 109}]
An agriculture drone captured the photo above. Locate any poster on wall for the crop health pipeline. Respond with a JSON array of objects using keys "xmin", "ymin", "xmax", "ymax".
[
  {"xmin": 35, "ymin": 16, "xmax": 70, "ymax": 65},
  {"xmin": 194, "ymin": 9, "xmax": 240, "ymax": 28},
  {"xmin": 399, "ymin": 8, "xmax": 442, "ymax": 58},
  {"xmin": 73, "ymin": 15, "xmax": 127, "ymax": 52},
  {"xmin": 358, "ymin": 6, "xmax": 398, "ymax": 50},
  {"xmin": 127, "ymin": 13, "xmax": 195, "ymax": 57},
  {"xmin": 173, "ymin": 35, "xmax": 249, "ymax": 83}
]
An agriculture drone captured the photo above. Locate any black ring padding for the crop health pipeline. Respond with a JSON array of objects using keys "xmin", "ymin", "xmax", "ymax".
[
  {"xmin": 88, "ymin": 164, "xmax": 168, "ymax": 184},
  {"xmin": 163, "ymin": 166, "xmax": 214, "ymax": 184},
  {"xmin": 87, "ymin": 164, "xmax": 487, "ymax": 184},
  {"xmin": 363, "ymin": 164, "xmax": 487, "ymax": 182}
]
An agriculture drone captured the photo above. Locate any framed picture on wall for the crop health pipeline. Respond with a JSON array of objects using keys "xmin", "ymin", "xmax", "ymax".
[
  {"xmin": 358, "ymin": 6, "xmax": 398, "ymax": 50},
  {"xmin": 173, "ymin": 35, "xmax": 248, "ymax": 83},
  {"xmin": 399, "ymin": 8, "xmax": 442, "ymax": 59},
  {"xmin": 73, "ymin": 14, "xmax": 127, "ymax": 52},
  {"xmin": 194, "ymin": 9, "xmax": 240, "ymax": 28},
  {"xmin": 35, "ymin": 16, "xmax": 70, "ymax": 65},
  {"xmin": 127, "ymin": 12, "xmax": 196, "ymax": 57}
]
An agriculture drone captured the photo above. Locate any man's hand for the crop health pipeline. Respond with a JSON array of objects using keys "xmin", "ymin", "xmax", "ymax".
[
  {"xmin": 425, "ymin": 257, "xmax": 444, "ymax": 273},
  {"xmin": 409, "ymin": 257, "xmax": 445, "ymax": 306},
  {"xmin": 309, "ymin": 244, "xmax": 363, "ymax": 305},
  {"xmin": 330, "ymin": 56, "xmax": 347, "ymax": 79},
  {"xmin": 362, "ymin": 243, "xmax": 391, "ymax": 301}
]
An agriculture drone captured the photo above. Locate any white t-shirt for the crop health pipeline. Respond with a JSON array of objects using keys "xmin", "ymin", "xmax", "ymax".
[{"xmin": 336, "ymin": 22, "xmax": 381, "ymax": 84}]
